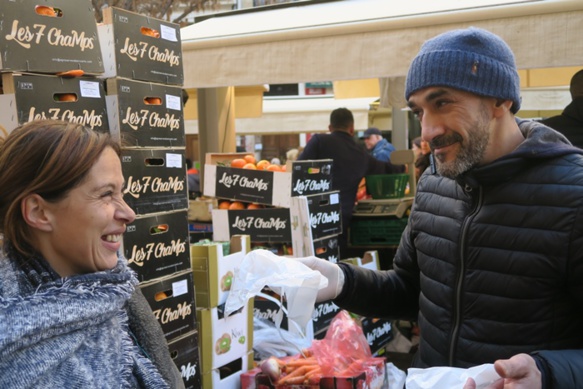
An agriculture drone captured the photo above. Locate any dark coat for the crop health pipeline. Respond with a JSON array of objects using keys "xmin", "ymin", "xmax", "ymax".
[
  {"xmin": 334, "ymin": 120, "xmax": 583, "ymax": 387},
  {"xmin": 299, "ymin": 131, "xmax": 403, "ymax": 239},
  {"xmin": 540, "ymin": 97, "xmax": 583, "ymax": 149}
]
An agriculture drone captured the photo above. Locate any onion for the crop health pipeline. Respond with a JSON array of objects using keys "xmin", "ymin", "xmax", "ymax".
[{"xmin": 260, "ymin": 356, "xmax": 281, "ymax": 382}]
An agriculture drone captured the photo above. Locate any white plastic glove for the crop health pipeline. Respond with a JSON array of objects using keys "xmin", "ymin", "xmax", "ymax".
[{"xmin": 295, "ymin": 256, "xmax": 345, "ymax": 302}]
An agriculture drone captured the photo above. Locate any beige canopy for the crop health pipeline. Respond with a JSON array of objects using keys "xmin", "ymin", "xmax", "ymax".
[
  {"xmin": 180, "ymin": 0, "xmax": 583, "ymax": 154},
  {"xmin": 181, "ymin": 0, "xmax": 583, "ymax": 90}
]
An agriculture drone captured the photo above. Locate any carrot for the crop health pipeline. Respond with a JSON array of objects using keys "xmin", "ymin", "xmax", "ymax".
[
  {"xmin": 56, "ymin": 69, "xmax": 85, "ymax": 78},
  {"xmin": 277, "ymin": 365, "xmax": 314, "ymax": 385},
  {"xmin": 284, "ymin": 356, "xmax": 317, "ymax": 367},
  {"xmin": 279, "ymin": 376, "xmax": 305, "ymax": 385}
]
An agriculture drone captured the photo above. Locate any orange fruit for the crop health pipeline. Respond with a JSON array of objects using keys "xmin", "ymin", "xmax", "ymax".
[
  {"xmin": 281, "ymin": 164, "xmax": 287, "ymax": 172},
  {"xmin": 229, "ymin": 201, "xmax": 246, "ymax": 210},
  {"xmin": 218, "ymin": 201, "xmax": 231, "ymax": 210},
  {"xmin": 154, "ymin": 291, "xmax": 168, "ymax": 301},
  {"xmin": 247, "ymin": 203, "xmax": 263, "ymax": 209},
  {"xmin": 244, "ymin": 155, "xmax": 256, "ymax": 164},
  {"xmin": 36, "ymin": 5, "xmax": 57, "ymax": 16},
  {"xmin": 243, "ymin": 163, "xmax": 257, "ymax": 169},
  {"xmin": 230, "ymin": 158, "xmax": 247, "ymax": 168},
  {"xmin": 56, "ymin": 93, "xmax": 77, "ymax": 102},
  {"xmin": 144, "ymin": 97, "xmax": 162, "ymax": 105},
  {"xmin": 266, "ymin": 164, "xmax": 281, "ymax": 172},
  {"xmin": 256, "ymin": 160, "xmax": 270, "ymax": 170},
  {"xmin": 141, "ymin": 27, "xmax": 160, "ymax": 38}
]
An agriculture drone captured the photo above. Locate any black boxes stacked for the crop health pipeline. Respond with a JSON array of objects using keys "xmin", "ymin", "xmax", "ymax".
[
  {"xmin": 0, "ymin": 0, "xmax": 108, "ymax": 136},
  {"xmin": 96, "ymin": 7, "xmax": 198, "ymax": 388}
]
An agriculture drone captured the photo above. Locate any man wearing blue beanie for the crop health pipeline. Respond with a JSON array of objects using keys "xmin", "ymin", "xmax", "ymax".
[{"xmin": 295, "ymin": 27, "xmax": 583, "ymax": 389}]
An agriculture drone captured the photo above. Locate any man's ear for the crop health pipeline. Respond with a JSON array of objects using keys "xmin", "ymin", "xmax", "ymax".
[
  {"xmin": 493, "ymin": 99, "xmax": 513, "ymax": 117},
  {"xmin": 21, "ymin": 194, "xmax": 54, "ymax": 232}
]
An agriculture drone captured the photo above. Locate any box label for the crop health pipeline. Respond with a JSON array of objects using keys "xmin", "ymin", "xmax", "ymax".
[
  {"xmin": 214, "ymin": 166, "xmax": 275, "ymax": 203},
  {"xmin": 123, "ymin": 210, "xmax": 191, "ymax": 282},
  {"xmin": 226, "ymin": 208, "xmax": 291, "ymax": 242}
]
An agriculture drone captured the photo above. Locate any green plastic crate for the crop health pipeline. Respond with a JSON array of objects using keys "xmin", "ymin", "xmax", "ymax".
[
  {"xmin": 350, "ymin": 217, "xmax": 408, "ymax": 246},
  {"xmin": 365, "ymin": 174, "xmax": 409, "ymax": 199}
]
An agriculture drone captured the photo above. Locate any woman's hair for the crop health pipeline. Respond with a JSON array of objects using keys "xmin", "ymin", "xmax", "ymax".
[{"xmin": 0, "ymin": 120, "xmax": 120, "ymax": 256}]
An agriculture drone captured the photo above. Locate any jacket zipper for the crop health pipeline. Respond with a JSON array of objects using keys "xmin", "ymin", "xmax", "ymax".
[{"xmin": 448, "ymin": 184, "xmax": 483, "ymax": 365}]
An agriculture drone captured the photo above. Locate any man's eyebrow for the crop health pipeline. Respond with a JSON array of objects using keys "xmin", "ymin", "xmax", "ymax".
[{"xmin": 407, "ymin": 88, "xmax": 450, "ymax": 108}]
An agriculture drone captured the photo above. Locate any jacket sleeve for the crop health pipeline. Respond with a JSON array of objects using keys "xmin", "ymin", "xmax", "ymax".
[
  {"xmin": 532, "ymin": 350, "xmax": 583, "ymax": 389},
  {"xmin": 333, "ymin": 221, "xmax": 420, "ymax": 320},
  {"xmin": 365, "ymin": 153, "xmax": 405, "ymax": 175},
  {"xmin": 298, "ymin": 135, "xmax": 320, "ymax": 160}
]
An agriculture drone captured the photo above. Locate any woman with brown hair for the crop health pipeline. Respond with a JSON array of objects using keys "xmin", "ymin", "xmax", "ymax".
[{"xmin": 0, "ymin": 120, "xmax": 183, "ymax": 388}]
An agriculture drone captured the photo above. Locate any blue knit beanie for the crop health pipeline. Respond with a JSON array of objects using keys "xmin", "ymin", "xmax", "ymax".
[{"xmin": 405, "ymin": 27, "xmax": 521, "ymax": 113}]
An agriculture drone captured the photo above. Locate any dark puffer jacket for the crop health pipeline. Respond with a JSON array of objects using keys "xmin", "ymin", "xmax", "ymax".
[{"xmin": 335, "ymin": 120, "xmax": 583, "ymax": 387}]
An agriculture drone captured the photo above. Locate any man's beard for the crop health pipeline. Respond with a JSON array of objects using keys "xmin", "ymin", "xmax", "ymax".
[{"xmin": 431, "ymin": 107, "xmax": 491, "ymax": 179}]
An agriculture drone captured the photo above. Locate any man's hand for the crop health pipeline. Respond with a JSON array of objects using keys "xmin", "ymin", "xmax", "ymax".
[
  {"xmin": 295, "ymin": 256, "xmax": 344, "ymax": 302},
  {"xmin": 463, "ymin": 354, "xmax": 541, "ymax": 389}
]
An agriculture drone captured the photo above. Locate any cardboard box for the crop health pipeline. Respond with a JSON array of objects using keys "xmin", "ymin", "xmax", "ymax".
[
  {"xmin": 312, "ymin": 235, "xmax": 340, "ymax": 263},
  {"xmin": 0, "ymin": 72, "xmax": 109, "ymax": 136},
  {"xmin": 122, "ymin": 210, "xmax": 191, "ymax": 282},
  {"xmin": 197, "ymin": 301, "xmax": 254, "ymax": 373},
  {"xmin": 190, "ymin": 235, "xmax": 250, "ymax": 308},
  {"xmin": 140, "ymin": 270, "xmax": 196, "ymax": 342},
  {"xmin": 188, "ymin": 198, "xmax": 217, "ymax": 222},
  {"xmin": 201, "ymin": 351, "xmax": 254, "ymax": 389},
  {"xmin": 105, "ymin": 77, "xmax": 185, "ymax": 148},
  {"xmin": 211, "ymin": 208, "xmax": 292, "ymax": 243},
  {"xmin": 203, "ymin": 154, "xmax": 334, "ymax": 207},
  {"xmin": 168, "ymin": 330, "xmax": 202, "ymax": 389},
  {"xmin": 0, "ymin": 0, "xmax": 104, "ymax": 74},
  {"xmin": 312, "ymin": 300, "xmax": 341, "ymax": 336},
  {"xmin": 121, "ymin": 148, "xmax": 188, "ymax": 215},
  {"xmin": 291, "ymin": 192, "xmax": 342, "ymax": 257},
  {"xmin": 360, "ymin": 317, "xmax": 393, "ymax": 356},
  {"xmin": 98, "ymin": 7, "xmax": 183, "ymax": 85},
  {"xmin": 340, "ymin": 251, "xmax": 380, "ymax": 271}
]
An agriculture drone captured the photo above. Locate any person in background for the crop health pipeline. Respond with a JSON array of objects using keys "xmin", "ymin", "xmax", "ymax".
[
  {"xmin": 411, "ymin": 136, "xmax": 422, "ymax": 160},
  {"xmin": 540, "ymin": 69, "xmax": 583, "ymax": 148},
  {"xmin": 413, "ymin": 137, "xmax": 431, "ymax": 182},
  {"xmin": 360, "ymin": 127, "xmax": 396, "ymax": 162},
  {"xmin": 286, "ymin": 148, "xmax": 300, "ymax": 163},
  {"xmin": 296, "ymin": 27, "xmax": 583, "ymax": 389},
  {"xmin": 0, "ymin": 120, "xmax": 184, "ymax": 388},
  {"xmin": 186, "ymin": 158, "xmax": 200, "ymax": 196},
  {"xmin": 298, "ymin": 108, "xmax": 404, "ymax": 257},
  {"xmin": 270, "ymin": 157, "xmax": 281, "ymax": 165}
]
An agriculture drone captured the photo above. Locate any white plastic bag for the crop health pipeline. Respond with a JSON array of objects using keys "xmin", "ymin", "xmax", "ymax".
[
  {"xmin": 406, "ymin": 363, "xmax": 501, "ymax": 389},
  {"xmin": 224, "ymin": 249, "xmax": 327, "ymax": 328}
]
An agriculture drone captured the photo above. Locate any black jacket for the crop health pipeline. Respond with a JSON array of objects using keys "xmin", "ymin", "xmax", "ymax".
[
  {"xmin": 335, "ymin": 120, "xmax": 583, "ymax": 388},
  {"xmin": 299, "ymin": 131, "xmax": 402, "ymax": 235},
  {"xmin": 540, "ymin": 97, "xmax": 583, "ymax": 149}
]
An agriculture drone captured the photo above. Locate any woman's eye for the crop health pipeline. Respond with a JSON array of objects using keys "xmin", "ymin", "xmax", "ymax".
[{"xmin": 101, "ymin": 191, "xmax": 114, "ymax": 198}]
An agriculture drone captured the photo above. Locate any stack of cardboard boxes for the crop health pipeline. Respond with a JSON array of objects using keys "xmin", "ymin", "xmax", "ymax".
[
  {"xmin": 202, "ymin": 153, "xmax": 346, "ymax": 340},
  {"xmin": 0, "ymin": 0, "xmax": 109, "ymax": 135},
  {"xmin": 95, "ymin": 7, "xmax": 200, "ymax": 389},
  {"xmin": 0, "ymin": 2, "xmax": 201, "ymax": 387},
  {"xmin": 190, "ymin": 236, "xmax": 255, "ymax": 388}
]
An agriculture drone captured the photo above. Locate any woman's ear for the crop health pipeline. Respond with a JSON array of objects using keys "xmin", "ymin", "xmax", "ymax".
[{"xmin": 21, "ymin": 194, "xmax": 53, "ymax": 232}]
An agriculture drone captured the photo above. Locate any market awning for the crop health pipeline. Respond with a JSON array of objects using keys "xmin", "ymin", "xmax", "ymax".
[
  {"xmin": 184, "ymin": 96, "xmax": 376, "ymax": 135},
  {"xmin": 181, "ymin": 0, "xmax": 583, "ymax": 90}
]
